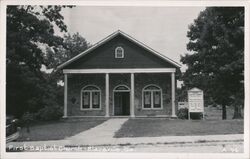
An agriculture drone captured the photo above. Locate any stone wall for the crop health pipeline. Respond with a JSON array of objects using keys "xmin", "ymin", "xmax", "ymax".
[
  {"xmin": 134, "ymin": 73, "xmax": 172, "ymax": 116},
  {"xmin": 67, "ymin": 73, "xmax": 173, "ymax": 117},
  {"xmin": 67, "ymin": 74, "xmax": 106, "ymax": 116}
]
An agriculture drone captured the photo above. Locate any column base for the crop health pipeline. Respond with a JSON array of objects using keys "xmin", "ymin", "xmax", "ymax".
[{"xmin": 171, "ymin": 115, "xmax": 177, "ymax": 119}]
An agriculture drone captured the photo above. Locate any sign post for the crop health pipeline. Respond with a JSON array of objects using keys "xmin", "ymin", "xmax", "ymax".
[
  {"xmin": 188, "ymin": 88, "xmax": 204, "ymax": 120},
  {"xmin": 178, "ymin": 102, "xmax": 188, "ymax": 110}
]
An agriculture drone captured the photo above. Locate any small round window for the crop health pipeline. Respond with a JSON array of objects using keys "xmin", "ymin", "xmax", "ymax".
[{"xmin": 115, "ymin": 46, "xmax": 124, "ymax": 58}]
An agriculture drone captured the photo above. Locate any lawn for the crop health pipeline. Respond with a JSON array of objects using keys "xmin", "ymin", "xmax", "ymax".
[
  {"xmin": 114, "ymin": 119, "xmax": 244, "ymax": 138},
  {"xmin": 17, "ymin": 118, "xmax": 107, "ymax": 141}
]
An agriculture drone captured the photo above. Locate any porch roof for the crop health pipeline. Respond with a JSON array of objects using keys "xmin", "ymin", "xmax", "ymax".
[{"xmin": 63, "ymin": 68, "xmax": 176, "ymax": 74}]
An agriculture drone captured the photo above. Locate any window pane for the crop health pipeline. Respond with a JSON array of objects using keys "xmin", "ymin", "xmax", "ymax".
[
  {"xmin": 116, "ymin": 52, "xmax": 123, "ymax": 58},
  {"xmin": 144, "ymin": 91, "xmax": 151, "ymax": 108},
  {"xmin": 153, "ymin": 91, "xmax": 161, "ymax": 108},
  {"xmin": 82, "ymin": 92, "xmax": 90, "ymax": 109},
  {"xmin": 115, "ymin": 47, "xmax": 124, "ymax": 58},
  {"xmin": 92, "ymin": 92, "xmax": 100, "ymax": 108}
]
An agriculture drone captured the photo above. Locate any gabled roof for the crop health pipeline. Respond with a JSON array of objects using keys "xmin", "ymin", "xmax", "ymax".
[{"xmin": 57, "ymin": 30, "xmax": 181, "ymax": 70}]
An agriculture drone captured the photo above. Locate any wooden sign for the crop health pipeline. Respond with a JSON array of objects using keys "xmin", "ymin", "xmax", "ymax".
[{"xmin": 188, "ymin": 87, "xmax": 204, "ymax": 120}]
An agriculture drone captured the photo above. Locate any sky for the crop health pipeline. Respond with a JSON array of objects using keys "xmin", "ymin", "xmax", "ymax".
[{"xmin": 56, "ymin": 6, "xmax": 205, "ymax": 72}]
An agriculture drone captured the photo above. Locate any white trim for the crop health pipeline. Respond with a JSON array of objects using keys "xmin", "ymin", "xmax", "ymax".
[
  {"xmin": 57, "ymin": 30, "xmax": 181, "ymax": 70},
  {"xmin": 65, "ymin": 115, "xmax": 173, "ymax": 118},
  {"xmin": 80, "ymin": 85, "xmax": 102, "ymax": 111},
  {"xmin": 105, "ymin": 73, "xmax": 109, "ymax": 117},
  {"xmin": 113, "ymin": 84, "xmax": 130, "ymax": 92},
  {"xmin": 112, "ymin": 84, "xmax": 130, "ymax": 116},
  {"xmin": 133, "ymin": 115, "xmax": 172, "ymax": 118},
  {"xmin": 66, "ymin": 116, "xmax": 106, "ymax": 118},
  {"xmin": 130, "ymin": 73, "xmax": 135, "ymax": 117},
  {"xmin": 115, "ymin": 46, "xmax": 124, "ymax": 58},
  {"xmin": 171, "ymin": 72, "xmax": 176, "ymax": 117},
  {"xmin": 63, "ymin": 68, "xmax": 176, "ymax": 74},
  {"xmin": 113, "ymin": 90, "xmax": 130, "ymax": 92},
  {"xmin": 110, "ymin": 116, "xmax": 130, "ymax": 118},
  {"xmin": 142, "ymin": 84, "xmax": 163, "ymax": 110},
  {"xmin": 63, "ymin": 74, "xmax": 68, "ymax": 118},
  {"xmin": 120, "ymin": 30, "xmax": 181, "ymax": 67}
]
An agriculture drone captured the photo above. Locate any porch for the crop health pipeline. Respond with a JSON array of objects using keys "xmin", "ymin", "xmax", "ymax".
[{"xmin": 62, "ymin": 68, "xmax": 177, "ymax": 118}]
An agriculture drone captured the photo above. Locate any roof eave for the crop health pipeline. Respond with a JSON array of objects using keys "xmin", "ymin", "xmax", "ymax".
[{"xmin": 57, "ymin": 30, "xmax": 182, "ymax": 70}]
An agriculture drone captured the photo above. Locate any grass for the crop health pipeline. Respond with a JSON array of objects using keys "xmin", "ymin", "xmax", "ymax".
[
  {"xmin": 204, "ymin": 106, "xmax": 238, "ymax": 120},
  {"xmin": 17, "ymin": 118, "xmax": 107, "ymax": 141},
  {"xmin": 114, "ymin": 119, "xmax": 244, "ymax": 138}
]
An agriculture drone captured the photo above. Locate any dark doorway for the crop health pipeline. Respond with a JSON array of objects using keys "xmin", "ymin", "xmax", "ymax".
[{"xmin": 114, "ymin": 92, "xmax": 130, "ymax": 116}]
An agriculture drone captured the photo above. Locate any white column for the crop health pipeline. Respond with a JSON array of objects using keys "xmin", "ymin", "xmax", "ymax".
[
  {"xmin": 63, "ymin": 74, "xmax": 68, "ymax": 118},
  {"xmin": 105, "ymin": 73, "xmax": 110, "ymax": 117},
  {"xmin": 130, "ymin": 73, "xmax": 135, "ymax": 117},
  {"xmin": 171, "ymin": 72, "xmax": 176, "ymax": 117}
]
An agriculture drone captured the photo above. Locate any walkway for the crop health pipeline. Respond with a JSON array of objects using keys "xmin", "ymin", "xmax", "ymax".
[
  {"xmin": 67, "ymin": 118, "xmax": 128, "ymax": 145},
  {"xmin": 6, "ymin": 118, "xmax": 244, "ymax": 152}
]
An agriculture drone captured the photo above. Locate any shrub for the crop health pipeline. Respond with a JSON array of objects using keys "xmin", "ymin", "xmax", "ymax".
[
  {"xmin": 20, "ymin": 112, "xmax": 36, "ymax": 133},
  {"xmin": 20, "ymin": 112, "xmax": 35, "ymax": 124},
  {"xmin": 36, "ymin": 105, "xmax": 63, "ymax": 121},
  {"xmin": 177, "ymin": 108, "xmax": 188, "ymax": 119}
]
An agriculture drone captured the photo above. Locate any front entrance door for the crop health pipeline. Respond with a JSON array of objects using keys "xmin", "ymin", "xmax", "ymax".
[{"xmin": 114, "ymin": 92, "xmax": 130, "ymax": 116}]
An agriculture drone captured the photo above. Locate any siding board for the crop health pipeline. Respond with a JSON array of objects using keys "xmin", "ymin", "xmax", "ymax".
[{"xmin": 65, "ymin": 35, "xmax": 177, "ymax": 69}]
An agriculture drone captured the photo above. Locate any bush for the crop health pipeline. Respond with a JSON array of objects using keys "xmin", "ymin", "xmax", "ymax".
[
  {"xmin": 36, "ymin": 105, "xmax": 63, "ymax": 121},
  {"xmin": 177, "ymin": 108, "xmax": 188, "ymax": 119},
  {"xmin": 20, "ymin": 112, "xmax": 36, "ymax": 133},
  {"xmin": 20, "ymin": 112, "xmax": 36, "ymax": 124}
]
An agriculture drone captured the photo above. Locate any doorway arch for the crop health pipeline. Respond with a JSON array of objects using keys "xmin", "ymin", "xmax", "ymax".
[{"xmin": 113, "ymin": 85, "xmax": 130, "ymax": 116}]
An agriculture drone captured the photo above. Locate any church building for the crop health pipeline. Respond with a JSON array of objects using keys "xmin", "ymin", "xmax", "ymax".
[{"xmin": 57, "ymin": 30, "xmax": 181, "ymax": 118}]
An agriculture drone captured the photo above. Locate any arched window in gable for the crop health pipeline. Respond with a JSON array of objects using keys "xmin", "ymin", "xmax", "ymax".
[{"xmin": 115, "ymin": 46, "xmax": 124, "ymax": 58}]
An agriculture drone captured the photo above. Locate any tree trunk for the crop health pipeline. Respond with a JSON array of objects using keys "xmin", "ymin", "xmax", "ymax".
[
  {"xmin": 222, "ymin": 104, "xmax": 227, "ymax": 120},
  {"xmin": 26, "ymin": 121, "xmax": 30, "ymax": 133},
  {"xmin": 233, "ymin": 105, "xmax": 243, "ymax": 119}
]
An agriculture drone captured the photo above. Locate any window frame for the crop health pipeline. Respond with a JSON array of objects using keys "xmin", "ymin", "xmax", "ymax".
[
  {"xmin": 142, "ymin": 84, "xmax": 163, "ymax": 110},
  {"xmin": 80, "ymin": 85, "xmax": 101, "ymax": 110},
  {"xmin": 115, "ymin": 46, "xmax": 124, "ymax": 58}
]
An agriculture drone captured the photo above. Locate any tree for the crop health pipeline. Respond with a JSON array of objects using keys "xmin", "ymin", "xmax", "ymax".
[
  {"xmin": 6, "ymin": 5, "xmax": 73, "ymax": 118},
  {"xmin": 181, "ymin": 7, "xmax": 244, "ymax": 119},
  {"xmin": 45, "ymin": 32, "xmax": 90, "ymax": 69}
]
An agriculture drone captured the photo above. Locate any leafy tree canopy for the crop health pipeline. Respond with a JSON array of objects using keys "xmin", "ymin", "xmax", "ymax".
[
  {"xmin": 6, "ymin": 5, "xmax": 74, "ymax": 118},
  {"xmin": 45, "ymin": 32, "xmax": 90, "ymax": 69},
  {"xmin": 181, "ymin": 7, "xmax": 244, "ymax": 119}
]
